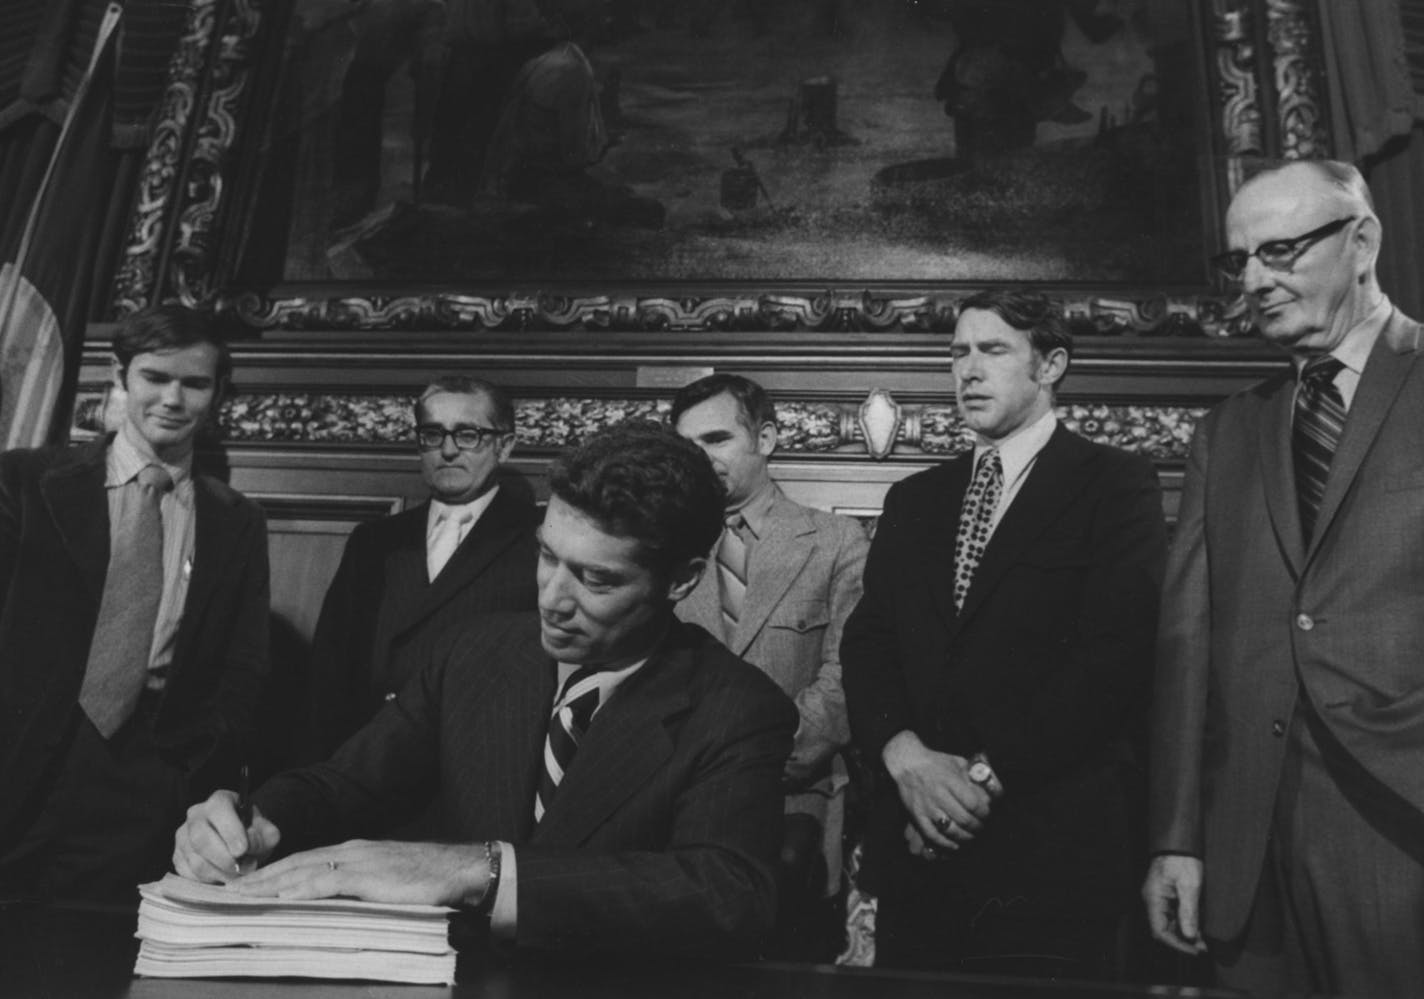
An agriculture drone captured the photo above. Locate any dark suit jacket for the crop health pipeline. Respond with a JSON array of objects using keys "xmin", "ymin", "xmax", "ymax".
[
  {"xmin": 306, "ymin": 487, "xmax": 539, "ymax": 758},
  {"xmin": 257, "ymin": 614, "xmax": 798, "ymax": 957},
  {"xmin": 0, "ymin": 439, "xmax": 270, "ymax": 837},
  {"xmin": 842, "ymin": 425, "xmax": 1166, "ymax": 915},
  {"xmin": 1150, "ymin": 309, "xmax": 1424, "ymax": 940}
]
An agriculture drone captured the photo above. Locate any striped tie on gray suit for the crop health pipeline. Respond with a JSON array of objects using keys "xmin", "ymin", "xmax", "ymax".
[{"xmin": 1293, "ymin": 355, "xmax": 1346, "ymax": 544}]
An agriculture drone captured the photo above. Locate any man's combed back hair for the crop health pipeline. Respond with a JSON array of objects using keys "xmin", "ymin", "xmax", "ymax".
[
  {"xmin": 113, "ymin": 304, "xmax": 231, "ymax": 383},
  {"xmin": 668, "ymin": 372, "xmax": 775, "ymax": 432},
  {"xmin": 415, "ymin": 376, "xmax": 516, "ymax": 429},
  {"xmin": 1241, "ymin": 157, "xmax": 1379, "ymax": 225},
  {"xmin": 549, "ymin": 420, "xmax": 725, "ymax": 572},
  {"xmin": 957, "ymin": 288, "xmax": 1072, "ymax": 386}
]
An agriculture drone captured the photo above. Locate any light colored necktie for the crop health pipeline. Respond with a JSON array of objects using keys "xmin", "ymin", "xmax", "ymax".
[
  {"xmin": 79, "ymin": 464, "xmax": 172, "ymax": 738},
  {"xmin": 426, "ymin": 508, "xmax": 474, "ymax": 581},
  {"xmin": 534, "ymin": 667, "xmax": 602, "ymax": 823},
  {"xmin": 1293, "ymin": 355, "xmax": 1346, "ymax": 544},
  {"xmin": 953, "ymin": 449, "xmax": 1002, "ymax": 612},
  {"xmin": 716, "ymin": 513, "xmax": 749, "ymax": 640}
]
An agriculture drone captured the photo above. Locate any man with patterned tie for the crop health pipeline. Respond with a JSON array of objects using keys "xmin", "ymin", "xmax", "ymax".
[
  {"xmin": 842, "ymin": 288, "xmax": 1166, "ymax": 977},
  {"xmin": 306, "ymin": 376, "xmax": 539, "ymax": 759},
  {"xmin": 0, "ymin": 305, "xmax": 270, "ymax": 902},
  {"xmin": 671, "ymin": 373, "xmax": 868, "ymax": 958},
  {"xmin": 1143, "ymin": 160, "xmax": 1424, "ymax": 996},
  {"xmin": 175, "ymin": 422, "xmax": 797, "ymax": 958}
]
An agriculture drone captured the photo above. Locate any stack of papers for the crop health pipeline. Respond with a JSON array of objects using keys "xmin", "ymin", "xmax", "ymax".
[{"xmin": 134, "ymin": 874, "xmax": 456, "ymax": 984}]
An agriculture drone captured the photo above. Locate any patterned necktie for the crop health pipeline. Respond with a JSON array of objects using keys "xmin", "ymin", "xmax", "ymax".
[
  {"xmin": 1293, "ymin": 355, "xmax": 1346, "ymax": 544},
  {"xmin": 426, "ymin": 507, "xmax": 474, "ymax": 581},
  {"xmin": 79, "ymin": 464, "xmax": 172, "ymax": 738},
  {"xmin": 534, "ymin": 666, "xmax": 602, "ymax": 823},
  {"xmin": 953, "ymin": 449, "xmax": 1002, "ymax": 612},
  {"xmin": 716, "ymin": 513, "xmax": 749, "ymax": 640}
]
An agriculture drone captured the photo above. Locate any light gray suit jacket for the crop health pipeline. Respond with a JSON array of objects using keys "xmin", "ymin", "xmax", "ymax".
[
  {"xmin": 1150, "ymin": 307, "xmax": 1424, "ymax": 940},
  {"xmin": 678, "ymin": 487, "xmax": 868, "ymax": 890}
]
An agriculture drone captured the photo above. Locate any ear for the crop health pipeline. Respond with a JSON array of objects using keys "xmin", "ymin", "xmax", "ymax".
[
  {"xmin": 1353, "ymin": 215, "xmax": 1382, "ymax": 277},
  {"xmin": 665, "ymin": 556, "xmax": 707, "ymax": 604},
  {"xmin": 1038, "ymin": 347, "xmax": 1069, "ymax": 388},
  {"xmin": 495, "ymin": 432, "xmax": 517, "ymax": 463},
  {"xmin": 756, "ymin": 420, "xmax": 778, "ymax": 458}
]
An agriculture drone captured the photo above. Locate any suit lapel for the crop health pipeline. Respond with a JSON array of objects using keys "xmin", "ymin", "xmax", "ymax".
[
  {"xmin": 533, "ymin": 634, "xmax": 690, "ymax": 846},
  {"xmin": 1309, "ymin": 312, "xmax": 1422, "ymax": 560},
  {"xmin": 956, "ymin": 427, "xmax": 1087, "ymax": 626},
  {"xmin": 375, "ymin": 505, "xmax": 435, "ymax": 644},
  {"xmin": 1256, "ymin": 374, "xmax": 1306, "ymax": 575},
  {"xmin": 40, "ymin": 441, "xmax": 111, "ymax": 600},
  {"xmin": 179, "ymin": 477, "xmax": 242, "ymax": 645},
  {"xmin": 732, "ymin": 493, "xmax": 814, "ymax": 652},
  {"xmin": 396, "ymin": 490, "xmax": 532, "ymax": 637}
]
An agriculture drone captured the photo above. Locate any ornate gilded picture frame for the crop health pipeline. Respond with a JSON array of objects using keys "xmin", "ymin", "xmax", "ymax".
[{"xmin": 104, "ymin": 0, "xmax": 1330, "ymax": 338}]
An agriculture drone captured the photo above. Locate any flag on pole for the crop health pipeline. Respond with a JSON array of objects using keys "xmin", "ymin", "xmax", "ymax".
[{"xmin": 0, "ymin": 2, "xmax": 121, "ymax": 451}]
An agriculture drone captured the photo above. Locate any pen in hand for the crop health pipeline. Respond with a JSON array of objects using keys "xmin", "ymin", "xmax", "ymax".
[{"xmin": 235, "ymin": 764, "xmax": 255, "ymax": 875}]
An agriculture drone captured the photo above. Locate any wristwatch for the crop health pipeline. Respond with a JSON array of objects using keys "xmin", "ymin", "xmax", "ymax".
[{"xmin": 968, "ymin": 752, "xmax": 1003, "ymax": 794}]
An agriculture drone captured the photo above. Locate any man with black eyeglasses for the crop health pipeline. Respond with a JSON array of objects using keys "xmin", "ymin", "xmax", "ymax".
[
  {"xmin": 1144, "ymin": 159, "xmax": 1424, "ymax": 995},
  {"xmin": 305, "ymin": 376, "xmax": 539, "ymax": 759}
]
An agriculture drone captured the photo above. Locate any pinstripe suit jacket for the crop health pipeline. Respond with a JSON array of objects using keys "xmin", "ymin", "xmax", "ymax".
[
  {"xmin": 305, "ymin": 487, "xmax": 539, "ymax": 758},
  {"xmin": 256, "ymin": 613, "xmax": 797, "ymax": 956},
  {"xmin": 1150, "ymin": 308, "xmax": 1424, "ymax": 941}
]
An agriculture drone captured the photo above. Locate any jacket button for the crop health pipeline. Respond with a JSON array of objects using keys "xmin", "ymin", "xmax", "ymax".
[
  {"xmin": 1295, "ymin": 613, "xmax": 1314, "ymax": 631},
  {"xmin": 384, "ymin": 691, "xmax": 397, "ymax": 702},
  {"xmin": 1272, "ymin": 720, "xmax": 1286, "ymax": 737}
]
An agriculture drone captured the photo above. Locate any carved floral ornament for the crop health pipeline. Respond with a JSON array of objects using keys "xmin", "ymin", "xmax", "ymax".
[
  {"xmin": 102, "ymin": 0, "xmax": 1327, "ymax": 337},
  {"xmin": 73, "ymin": 387, "xmax": 1206, "ymax": 462}
]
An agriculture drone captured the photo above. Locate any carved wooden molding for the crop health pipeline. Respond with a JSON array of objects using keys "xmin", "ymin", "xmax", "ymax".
[{"xmin": 74, "ymin": 388, "xmax": 1207, "ymax": 461}]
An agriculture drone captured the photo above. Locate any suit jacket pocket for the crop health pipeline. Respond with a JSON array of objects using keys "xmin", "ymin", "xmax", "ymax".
[{"xmin": 769, "ymin": 598, "xmax": 830, "ymax": 634}]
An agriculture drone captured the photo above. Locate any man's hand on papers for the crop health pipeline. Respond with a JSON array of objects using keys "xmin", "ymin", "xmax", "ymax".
[
  {"xmin": 174, "ymin": 790, "xmax": 281, "ymax": 882},
  {"xmin": 229, "ymin": 841, "xmax": 492, "ymax": 908}
]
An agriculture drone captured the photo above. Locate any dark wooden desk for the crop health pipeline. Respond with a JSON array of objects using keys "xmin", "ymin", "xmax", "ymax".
[{"xmin": 0, "ymin": 901, "xmax": 1240, "ymax": 999}]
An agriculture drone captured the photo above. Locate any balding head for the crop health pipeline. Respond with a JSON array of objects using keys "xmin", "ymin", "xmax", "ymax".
[{"xmin": 1223, "ymin": 159, "xmax": 1383, "ymax": 353}]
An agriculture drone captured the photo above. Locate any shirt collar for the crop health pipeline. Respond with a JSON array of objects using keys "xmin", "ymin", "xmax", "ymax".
[
  {"xmin": 972, "ymin": 408, "xmax": 1057, "ymax": 487},
  {"xmin": 1294, "ymin": 295, "xmax": 1392, "ymax": 378},
  {"xmin": 729, "ymin": 480, "xmax": 778, "ymax": 540},
  {"xmin": 107, "ymin": 421, "xmax": 193, "ymax": 490},
  {"xmin": 554, "ymin": 656, "xmax": 647, "ymax": 713},
  {"xmin": 428, "ymin": 484, "xmax": 500, "ymax": 531}
]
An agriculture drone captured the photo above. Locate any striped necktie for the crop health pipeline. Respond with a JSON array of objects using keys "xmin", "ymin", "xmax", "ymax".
[
  {"xmin": 79, "ymin": 464, "xmax": 172, "ymax": 737},
  {"xmin": 1293, "ymin": 355, "xmax": 1346, "ymax": 544},
  {"xmin": 534, "ymin": 666, "xmax": 602, "ymax": 823},
  {"xmin": 953, "ymin": 449, "xmax": 1002, "ymax": 612},
  {"xmin": 716, "ymin": 513, "xmax": 749, "ymax": 640}
]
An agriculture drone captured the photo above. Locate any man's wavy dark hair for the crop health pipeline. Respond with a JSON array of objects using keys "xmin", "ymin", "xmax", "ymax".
[
  {"xmin": 548, "ymin": 420, "xmax": 725, "ymax": 574},
  {"xmin": 113, "ymin": 303, "xmax": 231, "ymax": 385}
]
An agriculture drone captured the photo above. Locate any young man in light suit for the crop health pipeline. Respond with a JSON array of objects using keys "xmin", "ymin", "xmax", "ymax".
[{"xmin": 671, "ymin": 373, "xmax": 868, "ymax": 958}]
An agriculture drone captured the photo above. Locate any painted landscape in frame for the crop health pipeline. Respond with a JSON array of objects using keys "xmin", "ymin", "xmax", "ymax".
[{"xmin": 269, "ymin": 0, "xmax": 1211, "ymax": 290}]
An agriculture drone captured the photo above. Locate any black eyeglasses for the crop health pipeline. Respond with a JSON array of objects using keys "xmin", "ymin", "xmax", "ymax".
[
  {"xmin": 1210, "ymin": 216, "xmax": 1356, "ymax": 280},
  {"xmin": 415, "ymin": 424, "xmax": 511, "ymax": 451}
]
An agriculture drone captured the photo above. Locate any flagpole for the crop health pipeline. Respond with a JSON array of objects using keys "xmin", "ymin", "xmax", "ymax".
[{"xmin": 0, "ymin": 2, "xmax": 124, "ymax": 449}]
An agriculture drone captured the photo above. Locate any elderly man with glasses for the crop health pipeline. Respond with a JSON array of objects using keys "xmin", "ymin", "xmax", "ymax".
[
  {"xmin": 305, "ymin": 376, "xmax": 539, "ymax": 760},
  {"xmin": 1143, "ymin": 159, "xmax": 1424, "ymax": 995}
]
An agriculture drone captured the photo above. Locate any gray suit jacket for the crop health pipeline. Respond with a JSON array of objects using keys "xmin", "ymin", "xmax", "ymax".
[
  {"xmin": 678, "ymin": 487, "xmax": 868, "ymax": 888},
  {"xmin": 1150, "ymin": 307, "xmax": 1424, "ymax": 940}
]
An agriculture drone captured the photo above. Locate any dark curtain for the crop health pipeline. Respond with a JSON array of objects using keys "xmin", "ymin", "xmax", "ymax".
[
  {"xmin": 1318, "ymin": 0, "xmax": 1424, "ymax": 319},
  {"xmin": 0, "ymin": 0, "xmax": 190, "ymax": 447}
]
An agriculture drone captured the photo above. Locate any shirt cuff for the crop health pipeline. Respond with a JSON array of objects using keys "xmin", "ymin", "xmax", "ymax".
[{"xmin": 489, "ymin": 841, "xmax": 517, "ymax": 938}]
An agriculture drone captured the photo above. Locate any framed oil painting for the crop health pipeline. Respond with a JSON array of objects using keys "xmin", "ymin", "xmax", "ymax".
[{"xmin": 111, "ymin": 0, "xmax": 1330, "ymax": 333}]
